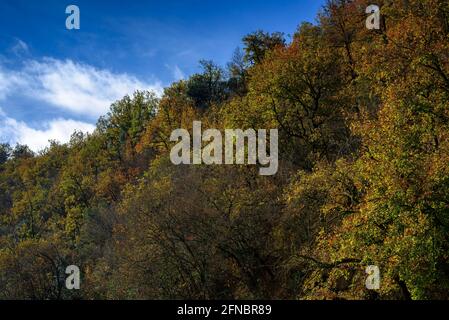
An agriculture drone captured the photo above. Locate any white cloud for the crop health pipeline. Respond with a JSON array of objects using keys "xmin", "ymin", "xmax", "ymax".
[
  {"xmin": 0, "ymin": 56, "xmax": 163, "ymax": 151},
  {"xmin": 0, "ymin": 65, "xmax": 26, "ymax": 100},
  {"xmin": 11, "ymin": 39, "xmax": 29, "ymax": 56},
  {"xmin": 173, "ymin": 65, "xmax": 185, "ymax": 81},
  {"xmin": 0, "ymin": 111, "xmax": 96, "ymax": 152},
  {"xmin": 166, "ymin": 64, "xmax": 185, "ymax": 81},
  {"xmin": 0, "ymin": 58, "xmax": 163, "ymax": 118}
]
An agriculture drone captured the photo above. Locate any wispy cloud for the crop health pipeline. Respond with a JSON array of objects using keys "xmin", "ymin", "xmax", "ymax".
[
  {"xmin": 0, "ymin": 58, "xmax": 164, "ymax": 118},
  {"xmin": 0, "ymin": 110, "xmax": 95, "ymax": 152},
  {"xmin": 0, "ymin": 65, "xmax": 26, "ymax": 100},
  {"xmin": 10, "ymin": 39, "xmax": 30, "ymax": 56},
  {"xmin": 166, "ymin": 64, "xmax": 185, "ymax": 81},
  {"xmin": 0, "ymin": 39, "xmax": 164, "ymax": 151}
]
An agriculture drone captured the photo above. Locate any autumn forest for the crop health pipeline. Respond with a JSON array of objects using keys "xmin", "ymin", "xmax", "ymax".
[{"xmin": 0, "ymin": 0, "xmax": 449, "ymax": 300}]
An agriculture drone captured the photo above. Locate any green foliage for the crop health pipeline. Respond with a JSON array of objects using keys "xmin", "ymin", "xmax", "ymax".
[
  {"xmin": 242, "ymin": 30, "xmax": 286, "ymax": 65},
  {"xmin": 186, "ymin": 60, "xmax": 230, "ymax": 110},
  {"xmin": 0, "ymin": 0, "xmax": 448, "ymax": 300},
  {"xmin": 0, "ymin": 143, "xmax": 11, "ymax": 165}
]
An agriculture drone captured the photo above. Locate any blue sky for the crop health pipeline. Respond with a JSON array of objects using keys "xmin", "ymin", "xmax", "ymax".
[{"xmin": 0, "ymin": 0, "xmax": 324, "ymax": 151}]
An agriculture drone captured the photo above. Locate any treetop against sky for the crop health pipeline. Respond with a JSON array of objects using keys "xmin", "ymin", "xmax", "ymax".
[{"xmin": 0, "ymin": 0, "xmax": 323, "ymax": 151}]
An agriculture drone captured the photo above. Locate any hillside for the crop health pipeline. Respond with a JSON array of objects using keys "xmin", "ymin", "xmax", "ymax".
[{"xmin": 0, "ymin": 0, "xmax": 448, "ymax": 300}]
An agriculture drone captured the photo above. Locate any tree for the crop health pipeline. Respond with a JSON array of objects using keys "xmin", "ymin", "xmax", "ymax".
[
  {"xmin": 186, "ymin": 60, "xmax": 229, "ymax": 110},
  {"xmin": 12, "ymin": 144, "xmax": 34, "ymax": 159},
  {"xmin": 242, "ymin": 30, "xmax": 286, "ymax": 65},
  {"xmin": 227, "ymin": 48, "xmax": 250, "ymax": 97},
  {"xmin": 0, "ymin": 143, "xmax": 11, "ymax": 166},
  {"xmin": 299, "ymin": 0, "xmax": 449, "ymax": 300},
  {"xmin": 97, "ymin": 90, "xmax": 158, "ymax": 163}
]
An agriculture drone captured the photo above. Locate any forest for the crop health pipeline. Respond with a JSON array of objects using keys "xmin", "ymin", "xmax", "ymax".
[{"xmin": 0, "ymin": 0, "xmax": 448, "ymax": 300}]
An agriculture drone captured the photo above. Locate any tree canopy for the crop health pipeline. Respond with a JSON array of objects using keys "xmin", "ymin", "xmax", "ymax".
[{"xmin": 0, "ymin": 0, "xmax": 448, "ymax": 300}]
